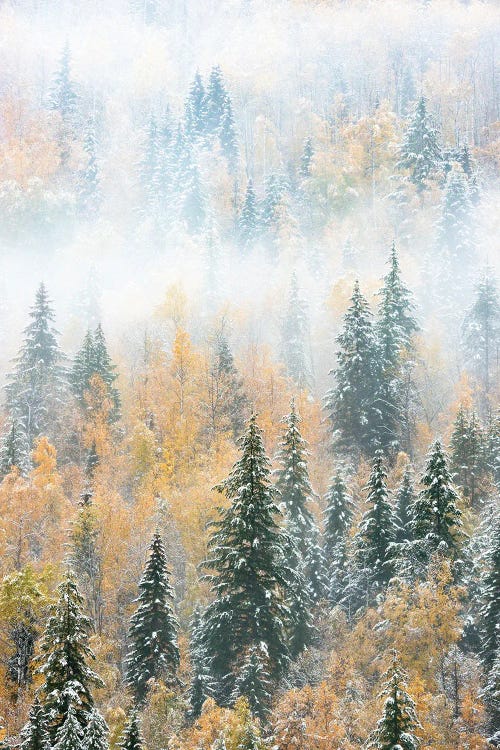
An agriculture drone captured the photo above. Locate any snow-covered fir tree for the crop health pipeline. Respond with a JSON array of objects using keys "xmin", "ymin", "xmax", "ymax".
[
  {"xmin": 187, "ymin": 605, "xmax": 215, "ymax": 721},
  {"xmin": 238, "ymin": 180, "xmax": 259, "ymax": 251},
  {"xmin": 397, "ymin": 95, "xmax": 441, "ymax": 193},
  {"xmin": 394, "ymin": 464, "xmax": 415, "ymax": 543},
  {"xmin": 450, "ymin": 406, "xmax": 485, "ymax": 507},
  {"xmin": 71, "ymin": 325, "xmax": 120, "ymax": 422},
  {"xmin": 70, "ymin": 496, "xmax": 103, "ymax": 633},
  {"xmin": 410, "ymin": 440, "xmax": 464, "ymax": 569},
  {"xmin": 49, "ymin": 44, "xmax": 78, "ymax": 123},
  {"xmin": 119, "ymin": 711, "xmax": 143, "ymax": 750},
  {"xmin": 205, "ymin": 65, "xmax": 228, "ymax": 136},
  {"xmin": 78, "ymin": 124, "xmax": 101, "ymax": 217},
  {"xmin": 82, "ymin": 708, "xmax": 109, "ymax": 750},
  {"xmin": 462, "ymin": 270, "xmax": 500, "ymax": 406},
  {"xmin": 53, "ymin": 705, "xmax": 83, "ymax": 750},
  {"xmin": 281, "ymin": 273, "xmax": 312, "ymax": 390},
  {"xmin": 20, "ymin": 696, "xmax": 51, "ymax": 750},
  {"xmin": 366, "ymin": 652, "xmax": 421, "ymax": 750},
  {"xmin": 6, "ymin": 283, "xmax": 66, "ymax": 449},
  {"xmin": 185, "ymin": 71, "xmax": 207, "ymax": 141},
  {"xmin": 483, "ymin": 647, "xmax": 500, "ymax": 734},
  {"xmin": 202, "ymin": 415, "xmax": 300, "ymax": 701},
  {"xmin": 325, "ymin": 280, "xmax": 380, "ymax": 457},
  {"xmin": 323, "ymin": 470, "xmax": 355, "ymax": 604},
  {"xmin": 479, "ymin": 518, "xmax": 500, "ymax": 670},
  {"xmin": 125, "ymin": 530, "xmax": 179, "ymax": 703},
  {"xmin": 486, "ymin": 410, "xmax": 500, "ymax": 486},
  {"xmin": 207, "ymin": 327, "xmax": 248, "ymax": 440},
  {"xmin": 437, "ymin": 167, "xmax": 475, "ymax": 269},
  {"xmin": 37, "ymin": 571, "xmax": 103, "ymax": 741},
  {"xmin": 350, "ymin": 452, "xmax": 397, "ymax": 609},
  {"xmin": 0, "ymin": 416, "xmax": 30, "ymax": 477},
  {"xmin": 304, "ymin": 526, "xmax": 329, "ymax": 604},
  {"xmin": 231, "ymin": 644, "xmax": 272, "ymax": 723},
  {"xmin": 219, "ymin": 96, "xmax": 238, "ymax": 173}
]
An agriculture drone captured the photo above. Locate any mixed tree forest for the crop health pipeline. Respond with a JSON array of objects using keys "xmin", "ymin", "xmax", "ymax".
[{"xmin": 0, "ymin": 0, "xmax": 499, "ymax": 748}]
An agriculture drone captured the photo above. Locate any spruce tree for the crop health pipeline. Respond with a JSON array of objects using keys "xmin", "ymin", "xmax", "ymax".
[
  {"xmin": 125, "ymin": 531, "xmax": 179, "ymax": 703},
  {"xmin": 366, "ymin": 652, "xmax": 421, "ymax": 750},
  {"xmin": 119, "ymin": 712, "xmax": 142, "ymax": 750},
  {"xmin": 410, "ymin": 440, "xmax": 464, "ymax": 565},
  {"xmin": 71, "ymin": 325, "xmax": 120, "ymax": 422},
  {"xmin": 281, "ymin": 273, "xmax": 312, "ymax": 390},
  {"xmin": 397, "ymin": 95, "xmax": 441, "ymax": 193},
  {"xmin": 480, "ymin": 518, "xmax": 500, "ymax": 670},
  {"xmin": 70, "ymin": 497, "xmax": 103, "ymax": 633},
  {"xmin": 238, "ymin": 180, "xmax": 259, "ymax": 251},
  {"xmin": 450, "ymin": 407, "xmax": 485, "ymax": 506},
  {"xmin": 185, "ymin": 71, "xmax": 207, "ymax": 140},
  {"xmin": 300, "ymin": 137, "xmax": 314, "ymax": 178},
  {"xmin": 351, "ymin": 452, "xmax": 397, "ymax": 608},
  {"xmin": 219, "ymin": 96, "xmax": 238, "ymax": 172},
  {"xmin": 6, "ymin": 283, "xmax": 66, "ymax": 449},
  {"xmin": 187, "ymin": 606, "xmax": 215, "ymax": 721},
  {"xmin": 304, "ymin": 527, "xmax": 329, "ymax": 604},
  {"xmin": 202, "ymin": 415, "xmax": 298, "ymax": 700},
  {"xmin": 49, "ymin": 44, "xmax": 78, "ymax": 123},
  {"xmin": 275, "ymin": 400, "xmax": 315, "ymax": 555},
  {"xmin": 211, "ymin": 329, "xmax": 248, "ymax": 439},
  {"xmin": 82, "ymin": 709, "xmax": 109, "ymax": 750},
  {"xmin": 325, "ymin": 281, "xmax": 380, "ymax": 456},
  {"xmin": 53, "ymin": 706, "xmax": 83, "ymax": 750},
  {"xmin": 231, "ymin": 645, "xmax": 271, "ymax": 723},
  {"xmin": 437, "ymin": 167, "xmax": 475, "ymax": 267},
  {"xmin": 0, "ymin": 417, "xmax": 30, "ymax": 477},
  {"xmin": 20, "ymin": 696, "xmax": 51, "ymax": 750},
  {"xmin": 485, "ymin": 410, "xmax": 500, "ymax": 486},
  {"xmin": 462, "ymin": 271, "xmax": 500, "ymax": 403},
  {"xmin": 394, "ymin": 465, "xmax": 415, "ymax": 543},
  {"xmin": 78, "ymin": 125, "xmax": 101, "ymax": 217},
  {"xmin": 483, "ymin": 647, "xmax": 500, "ymax": 735},
  {"xmin": 205, "ymin": 65, "xmax": 228, "ymax": 135},
  {"xmin": 323, "ymin": 470, "xmax": 355, "ymax": 604},
  {"xmin": 37, "ymin": 571, "xmax": 103, "ymax": 741}
]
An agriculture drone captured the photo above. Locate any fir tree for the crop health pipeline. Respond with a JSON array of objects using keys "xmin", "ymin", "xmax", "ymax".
[
  {"xmin": 49, "ymin": 44, "xmax": 78, "ymax": 123},
  {"xmin": 410, "ymin": 440, "xmax": 464, "ymax": 565},
  {"xmin": 53, "ymin": 706, "xmax": 83, "ymax": 750},
  {"xmin": 202, "ymin": 415, "xmax": 299, "ymax": 700},
  {"xmin": 397, "ymin": 95, "xmax": 441, "ymax": 193},
  {"xmin": 479, "ymin": 518, "xmax": 500, "ymax": 670},
  {"xmin": 437, "ymin": 167, "xmax": 475, "ymax": 267},
  {"xmin": 299, "ymin": 137, "xmax": 314, "ymax": 178},
  {"xmin": 219, "ymin": 96, "xmax": 238, "ymax": 173},
  {"xmin": 485, "ymin": 410, "xmax": 500, "ymax": 486},
  {"xmin": 70, "ymin": 498, "xmax": 103, "ymax": 634},
  {"xmin": 0, "ymin": 416, "xmax": 30, "ymax": 477},
  {"xmin": 187, "ymin": 606, "xmax": 215, "ymax": 721},
  {"xmin": 281, "ymin": 272, "xmax": 312, "ymax": 390},
  {"xmin": 37, "ymin": 571, "xmax": 103, "ymax": 741},
  {"xmin": 82, "ymin": 708, "xmax": 109, "ymax": 750},
  {"xmin": 462, "ymin": 271, "xmax": 500, "ymax": 404},
  {"xmin": 119, "ymin": 712, "xmax": 142, "ymax": 750},
  {"xmin": 304, "ymin": 527, "xmax": 329, "ymax": 604},
  {"xmin": 211, "ymin": 328, "xmax": 248, "ymax": 440},
  {"xmin": 185, "ymin": 71, "xmax": 207, "ymax": 140},
  {"xmin": 20, "ymin": 696, "xmax": 51, "ymax": 750},
  {"xmin": 78, "ymin": 125, "xmax": 101, "ymax": 217},
  {"xmin": 394, "ymin": 465, "xmax": 415, "ymax": 543},
  {"xmin": 323, "ymin": 470, "xmax": 355, "ymax": 602},
  {"xmin": 205, "ymin": 65, "xmax": 228, "ymax": 135},
  {"xmin": 351, "ymin": 452, "xmax": 397, "ymax": 608},
  {"xmin": 325, "ymin": 281, "xmax": 380, "ymax": 456},
  {"xmin": 71, "ymin": 325, "xmax": 120, "ymax": 422},
  {"xmin": 366, "ymin": 652, "xmax": 421, "ymax": 750},
  {"xmin": 450, "ymin": 406, "xmax": 485, "ymax": 506},
  {"xmin": 125, "ymin": 531, "xmax": 179, "ymax": 703},
  {"xmin": 231, "ymin": 645, "xmax": 272, "ymax": 723},
  {"xmin": 275, "ymin": 400, "xmax": 315, "ymax": 556},
  {"xmin": 483, "ymin": 647, "xmax": 500, "ymax": 734},
  {"xmin": 238, "ymin": 180, "xmax": 259, "ymax": 251},
  {"xmin": 6, "ymin": 283, "xmax": 66, "ymax": 448}
]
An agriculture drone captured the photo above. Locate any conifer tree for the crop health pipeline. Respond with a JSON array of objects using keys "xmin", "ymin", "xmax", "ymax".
[
  {"xmin": 410, "ymin": 440, "xmax": 464, "ymax": 565},
  {"xmin": 187, "ymin": 605, "xmax": 216, "ymax": 721},
  {"xmin": 37, "ymin": 571, "xmax": 103, "ymax": 741},
  {"xmin": 78, "ymin": 125, "xmax": 101, "ymax": 217},
  {"xmin": 366, "ymin": 652, "xmax": 421, "ymax": 750},
  {"xmin": 210, "ymin": 329, "xmax": 248, "ymax": 439},
  {"xmin": 125, "ymin": 531, "xmax": 179, "ymax": 703},
  {"xmin": 485, "ymin": 410, "xmax": 500, "ymax": 486},
  {"xmin": 219, "ymin": 96, "xmax": 238, "ymax": 172},
  {"xmin": 450, "ymin": 406, "xmax": 485, "ymax": 506},
  {"xmin": 202, "ymin": 415, "xmax": 299, "ymax": 700},
  {"xmin": 300, "ymin": 137, "xmax": 314, "ymax": 178},
  {"xmin": 238, "ymin": 180, "xmax": 259, "ymax": 251},
  {"xmin": 437, "ymin": 167, "xmax": 475, "ymax": 267},
  {"xmin": 205, "ymin": 65, "xmax": 228, "ymax": 135},
  {"xmin": 71, "ymin": 325, "xmax": 120, "ymax": 421},
  {"xmin": 70, "ymin": 497, "xmax": 103, "ymax": 633},
  {"xmin": 0, "ymin": 417, "xmax": 30, "ymax": 477},
  {"xmin": 82, "ymin": 708, "xmax": 109, "ymax": 750},
  {"xmin": 20, "ymin": 696, "xmax": 51, "ymax": 750},
  {"xmin": 397, "ymin": 95, "xmax": 441, "ymax": 193},
  {"xmin": 325, "ymin": 281, "xmax": 380, "ymax": 456},
  {"xmin": 275, "ymin": 400, "xmax": 315, "ymax": 555},
  {"xmin": 462, "ymin": 271, "xmax": 500, "ymax": 403},
  {"xmin": 281, "ymin": 273, "xmax": 312, "ymax": 390},
  {"xmin": 231, "ymin": 645, "xmax": 271, "ymax": 723},
  {"xmin": 483, "ymin": 647, "xmax": 500, "ymax": 734},
  {"xmin": 53, "ymin": 706, "xmax": 83, "ymax": 750},
  {"xmin": 304, "ymin": 527, "xmax": 329, "ymax": 604},
  {"xmin": 185, "ymin": 72, "xmax": 207, "ymax": 140},
  {"xmin": 351, "ymin": 452, "xmax": 397, "ymax": 608},
  {"xmin": 323, "ymin": 471, "xmax": 355, "ymax": 603},
  {"xmin": 182, "ymin": 161, "xmax": 207, "ymax": 234},
  {"xmin": 394, "ymin": 465, "xmax": 415, "ymax": 543},
  {"xmin": 6, "ymin": 283, "xmax": 66, "ymax": 448},
  {"xmin": 49, "ymin": 44, "xmax": 78, "ymax": 123},
  {"xmin": 119, "ymin": 712, "xmax": 142, "ymax": 750},
  {"xmin": 480, "ymin": 518, "xmax": 500, "ymax": 670}
]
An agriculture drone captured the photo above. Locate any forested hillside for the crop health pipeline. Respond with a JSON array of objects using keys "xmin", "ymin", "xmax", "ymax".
[{"xmin": 0, "ymin": 0, "xmax": 499, "ymax": 748}]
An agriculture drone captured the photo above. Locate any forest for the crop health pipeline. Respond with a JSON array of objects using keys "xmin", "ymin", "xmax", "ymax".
[{"xmin": 0, "ymin": 0, "xmax": 499, "ymax": 748}]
